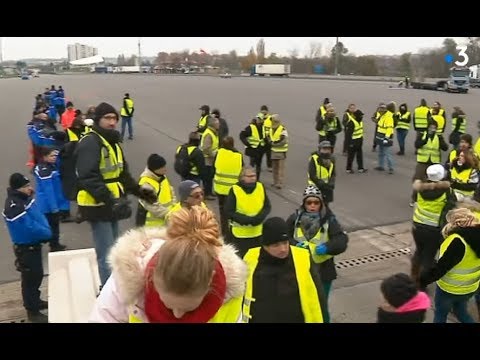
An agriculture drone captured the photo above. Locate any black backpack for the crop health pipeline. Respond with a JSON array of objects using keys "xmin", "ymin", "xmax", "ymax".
[{"xmin": 174, "ymin": 145, "xmax": 192, "ymax": 178}]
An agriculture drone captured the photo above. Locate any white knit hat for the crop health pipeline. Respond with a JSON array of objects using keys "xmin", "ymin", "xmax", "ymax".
[{"xmin": 426, "ymin": 164, "xmax": 445, "ymax": 182}]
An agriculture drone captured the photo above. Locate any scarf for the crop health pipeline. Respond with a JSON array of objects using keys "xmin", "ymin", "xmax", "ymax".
[{"xmin": 299, "ymin": 212, "xmax": 321, "ymax": 240}]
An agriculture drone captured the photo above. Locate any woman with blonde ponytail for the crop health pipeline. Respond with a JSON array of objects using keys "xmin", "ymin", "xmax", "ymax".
[{"xmin": 89, "ymin": 206, "xmax": 248, "ymax": 323}]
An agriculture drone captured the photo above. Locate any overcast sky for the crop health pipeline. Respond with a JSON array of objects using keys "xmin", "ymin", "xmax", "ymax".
[{"xmin": 1, "ymin": 37, "xmax": 468, "ymax": 60}]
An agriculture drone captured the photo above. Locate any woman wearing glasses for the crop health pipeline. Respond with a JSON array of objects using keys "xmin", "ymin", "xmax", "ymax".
[{"xmin": 286, "ymin": 184, "xmax": 349, "ymax": 323}]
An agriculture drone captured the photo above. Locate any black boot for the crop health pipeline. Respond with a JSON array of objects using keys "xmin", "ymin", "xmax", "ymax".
[
  {"xmin": 38, "ymin": 300, "xmax": 48, "ymax": 310},
  {"xmin": 27, "ymin": 310, "xmax": 48, "ymax": 323}
]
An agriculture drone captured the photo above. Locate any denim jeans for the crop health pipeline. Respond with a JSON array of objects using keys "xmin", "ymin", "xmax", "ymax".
[
  {"xmin": 396, "ymin": 129, "xmax": 408, "ymax": 154},
  {"xmin": 89, "ymin": 221, "xmax": 119, "ymax": 286},
  {"xmin": 121, "ymin": 116, "xmax": 133, "ymax": 139},
  {"xmin": 378, "ymin": 144, "xmax": 394, "ymax": 171},
  {"xmin": 433, "ymin": 285, "xmax": 476, "ymax": 323}
]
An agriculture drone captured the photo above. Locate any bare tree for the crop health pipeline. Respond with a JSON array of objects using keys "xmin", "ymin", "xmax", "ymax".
[
  {"xmin": 256, "ymin": 38, "xmax": 265, "ymax": 63},
  {"xmin": 309, "ymin": 42, "xmax": 322, "ymax": 59},
  {"xmin": 288, "ymin": 48, "xmax": 299, "ymax": 59}
]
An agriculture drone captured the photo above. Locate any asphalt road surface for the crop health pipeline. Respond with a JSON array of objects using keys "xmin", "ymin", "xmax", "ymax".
[{"xmin": 1, "ymin": 74, "xmax": 479, "ymax": 284}]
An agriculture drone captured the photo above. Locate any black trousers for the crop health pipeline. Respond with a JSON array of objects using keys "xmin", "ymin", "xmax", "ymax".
[
  {"xmin": 217, "ymin": 195, "xmax": 228, "ymax": 236},
  {"xmin": 14, "ymin": 244, "xmax": 44, "ymax": 312},
  {"xmin": 264, "ymin": 143, "xmax": 272, "ymax": 168},
  {"xmin": 412, "ymin": 225, "xmax": 442, "ymax": 273},
  {"xmin": 226, "ymin": 231, "xmax": 261, "ymax": 258},
  {"xmin": 203, "ymin": 166, "xmax": 215, "ymax": 196},
  {"xmin": 45, "ymin": 213, "xmax": 60, "ymax": 245},
  {"xmin": 249, "ymin": 151, "xmax": 265, "ymax": 180},
  {"xmin": 346, "ymin": 139, "xmax": 364, "ymax": 170}
]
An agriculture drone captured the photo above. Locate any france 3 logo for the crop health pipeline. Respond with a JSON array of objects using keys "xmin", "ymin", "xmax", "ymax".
[{"xmin": 445, "ymin": 46, "xmax": 469, "ymax": 67}]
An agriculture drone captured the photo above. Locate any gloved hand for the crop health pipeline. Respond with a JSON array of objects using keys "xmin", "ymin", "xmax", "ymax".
[
  {"xmin": 138, "ymin": 186, "xmax": 157, "ymax": 204},
  {"xmin": 382, "ymin": 139, "xmax": 389, "ymax": 145},
  {"xmin": 111, "ymin": 197, "xmax": 132, "ymax": 220},
  {"xmin": 315, "ymin": 244, "xmax": 328, "ymax": 255},
  {"xmin": 296, "ymin": 241, "xmax": 309, "ymax": 249}
]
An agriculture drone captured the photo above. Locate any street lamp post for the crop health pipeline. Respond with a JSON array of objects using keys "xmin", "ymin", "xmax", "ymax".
[{"xmin": 334, "ymin": 37, "xmax": 339, "ymax": 76}]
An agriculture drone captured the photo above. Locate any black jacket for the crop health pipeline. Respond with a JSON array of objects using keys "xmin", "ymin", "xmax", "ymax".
[
  {"xmin": 286, "ymin": 206, "xmax": 348, "ymax": 282},
  {"xmin": 344, "ymin": 110, "xmax": 364, "ymax": 147},
  {"xmin": 377, "ymin": 307, "xmax": 426, "ymax": 323},
  {"xmin": 218, "ymin": 117, "xmax": 229, "ymax": 143},
  {"xmin": 249, "ymin": 247, "xmax": 328, "ymax": 323},
  {"xmin": 308, "ymin": 153, "xmax": 336, "ymax": 203},
  {"xmin": 414, "ymin": 132, "xmax": 449, "ymax": 162},
  {"xmin": 74, "ymin": 125, "xmax": 140, "ymax": 221},
  {"xmin": 239, "ymin": 122, "xmax": 266, "ymax": 157},
  {"xmin": 420, "ymin": 226, "xmax": 480, "ymax": 289},
  {"xmin": 224, "ymin": 181, "xmax": 271, "ymax": 226}
]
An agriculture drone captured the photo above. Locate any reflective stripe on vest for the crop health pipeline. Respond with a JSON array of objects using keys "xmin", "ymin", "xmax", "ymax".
[
  {"xmin": 395, "ymin": 111, "xmax": 411, "ymax": 130},
  {"xmin": 318, "ymin": 117, "xmax": 338, "ymax": 136},
  {"xmin": 77, "ymin": 131, "xmax": 124, "ymax": 206},
  {"xmin": 139, "ymin": 176, "xmax": 174, "ymax": 227},
  {"xmin": 450, "ymin": 167, "xmax": 475, "ymax": 197},
  {"xmin": 247, "ymin": 124, "xmax": 265, "ymax": 148},
  {"xmin": 452, "ymin": 117, "xmax": 466, "ymax": 134},
  {"xmin": 414, "ymin": 106, "xmax": 429, "ymax": 130},
  {"xmin": 308, "ymin": 154, "xmax": 333, "ymax": 185},
  {"xmin": 270, "ymin": 125, "xmax": 288, "ymax": 153},
  {"xmin": 200, "ymin": 128, "xmax": 219, "ymax": 158},
  {"xmin": 242, "ymin": 246, "xmax": 323, "ymax": 323},
  {"xmin": 417, "ymin": 132, "xmax": 440, "ymax": 164},
  {"xmin": 432, "ymin": 114, "xmax": 445, "ymax": 134},
  {"xmin": 347, "ymin": 113, "xmax": 364, "ymax": 139},
  {"xmin": 437, "ymin": 233, "xmax": 480, "ymax": 295},
  {"xmin": 66, "ymin": 128, "xmax": 79, "ymax": 142},
  {"xmin": 176, "ymin": 145, "xmax": 199, "ymax": 175},
  {"xmin": 413, "ymin": 192, "xmax": 446, "ymax": 227},
  {"xmin": 230, "ymin": 183, "xmax": 265, "ymax": 238},
  {"xmin": 294, "ymin": 222, "xmax": 333, "ymax": 264},
  {"xmin": 213, "ymin": 148, "xmax": 242, "ymax": 195}
]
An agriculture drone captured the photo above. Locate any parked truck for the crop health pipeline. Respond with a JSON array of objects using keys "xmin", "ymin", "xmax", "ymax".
[
  {"xmin": 250, "ymin": 64, "xmax": 291, "ymax": 77},
  {"xmin": 469, "ymin": 64, "xmax": 480, "ymax": 88},
  {"xmin": 411, "ymin": 66, "xmax": 470, "ymax": 93}
]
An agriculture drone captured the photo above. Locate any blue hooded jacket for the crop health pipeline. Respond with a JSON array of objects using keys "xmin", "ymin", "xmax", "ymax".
[{"xmin": 34, "ymin": 161, "xmax": 70, "ymax": 213}]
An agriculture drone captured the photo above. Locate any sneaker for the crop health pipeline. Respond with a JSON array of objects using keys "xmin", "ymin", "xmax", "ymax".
[
  {"xmin": 358, "ymin": 168, "xmax": 368, "ymax": 173},
  {"xmin": 27, "ymin": 311, "xmax": 48, "ymax": 323},
  {"xmin": 374, "ymin": 166, "xmax": 385, "ymax": 171},
  {"xmin": 409, "ymin": 202, "xmax": 415, "ymax": 208},
  {"xmin": 388, "ymin": 169, "xmax": 394, "ymax": 174},
  {"xmin": 396, "ymin": 151, "xmax": 404, "ymax": 156},
  {"xmin": 346, "ymin": 169, "xmax": 354, "ymax": 174}
]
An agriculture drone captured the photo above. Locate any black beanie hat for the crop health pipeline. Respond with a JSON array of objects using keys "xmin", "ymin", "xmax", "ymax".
[
  {"xmin": 93, "ymin": 102, "xmax": 119, "ymax": 124},
  {"xmin": 380, "ymin": 273, "xmax": 418, "ymax": 308},
  {"xmin": 261, "ymin": 217, "xmax": 289, "ymax": 246},
  {"xmin": 9, "ymin": 173, "xmax": 30, "ymax": 190},
  {"xmin": 147, "ymin": 154, "xmax": 166, "ymax": 172}
]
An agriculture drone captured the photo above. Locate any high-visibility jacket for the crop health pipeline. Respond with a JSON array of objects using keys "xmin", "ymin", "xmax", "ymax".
[
  {"xmin": 376, "ymin": 111, "xmax": 395, "ymax": 139},
  {"xmin": 176, "ymin": 145, "xmax": 199, "ymax": 176},
  {"xmin": 230, "ymin": 183, "xmax": 265, "ymax": 238},
  {"xmin": 263, "ymin": 114, "xmax": 272, "ymax": 135},
  {"xmin": 395, "ymin": 111, "xmax": 411, "ymax": 130},
  {"xmin": 346, "ymin": 113, "xmax": 364, "ymax": 139},
  {"xmin": 449, "ymin": 149, "xmax": 458, "ymax": 163},
  {"xmin": 414, "ymin": 106, "xmax": 430, "ymax": 131},
  {"xmin": 308, "ymin": 154, "xmax": 334, "ymax": 185},
  {"xmin": 294, "ymin": 222, "xmax": 333, "ymax": 264},
  {"xmin": 242, "ymin": 246, "xmax": 323, "ymax": 323},
  {"xmin": 200, "ymin": 128, "xmax": 219, "ymax": 158},
  {"xmin": 270, "ymin": 125, "xmax": 288, "ymax": 153},
  {"xmin": 66, "ymin": 128, "xmax": 79, "ymax": 142},
  {"xmin": 413, "ymin": 192, "xmax": 447, "ymax": 227},
  {"xmin": 432, "ymin": 114, "xmax": 445, "ymax": 134},
  {"xmin": 452, "ymin": 116, "xmax": 466, "ymax": 134},
  {"xmin": 197, "ymin": 115, "xmax": 209, "ymax": 133},
  {"xmin": 318, "ymin": 117, "xmax": 339, "ymax": 136},
  {"xmin": 165, "ymin": 201, "xmax": 208, "ymax": 222},
  {"xmin": 417, "ymin": 132, "xmax": 441, "ymax": 164},
  {"xmin": 213, "ymin": 148, "xmax": 242, "ymax": 196},
  {"xmin": 121, "ymin": 98, "xmax": 134, "ymax": 117},
  {"xmin": 247, "ymin": 124, "xmax": 265, "ymax": 148},
  {"xmin": 450, "ymin": 167, "xmax": 475, "ymax": 197},
  {"xmin": 77, "ymin": 131, "xmax": 124, "ymax": 206},
  {"xmin": 138, "ymin": 176, "xmax": 174, "ymax": 227},
  {"xmin": 436, "ymin": 233, "xmax": 480, "ymax": 295}
]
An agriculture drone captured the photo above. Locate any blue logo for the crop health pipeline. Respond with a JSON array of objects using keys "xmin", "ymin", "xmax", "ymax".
[{"xmin": 445, "ymin": 54, "xmax": 454, "ymax": 64}]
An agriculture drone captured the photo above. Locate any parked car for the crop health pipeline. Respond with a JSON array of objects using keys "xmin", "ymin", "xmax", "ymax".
[{"xmin": 220, "ymin": 72, "xmax": 231, "ymax": 78}]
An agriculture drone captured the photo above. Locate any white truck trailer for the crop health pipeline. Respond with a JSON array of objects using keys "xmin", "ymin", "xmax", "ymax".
[{"xmin": 251, "ymin": 64, "xmax": 291, "ymax": 77}]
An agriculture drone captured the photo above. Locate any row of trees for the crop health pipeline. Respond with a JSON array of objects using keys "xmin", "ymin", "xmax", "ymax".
[{"xmin": 151, "ymin": 38, "xmax": 480, "ymax": 78}]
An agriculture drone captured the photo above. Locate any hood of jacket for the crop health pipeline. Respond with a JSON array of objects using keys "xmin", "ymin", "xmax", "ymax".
[
  {"xmin": 140, "ymin": 167, "xmax": 161, "ymax": 183},
  {"xmin": 108, "ymin": 227, "xmax": 248, "ymax": 306},
  {"xmin": 413, "ymin": 180, "xmax": 450, "ymax": 200}
]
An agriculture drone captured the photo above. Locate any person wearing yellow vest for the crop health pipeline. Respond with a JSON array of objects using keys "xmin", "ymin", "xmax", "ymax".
[
  {"xmin": 449, "ymin": 106, "xmax": 467, "ymax": 148},
  {"xmin": 308, "ymin": 141, "xmax": 336, "ymax": 204},
  {"xmin": 268, "ymin": 114, "xmax": 288, "ymax": 189},
  {"xmin": 135, "ymin": 154, "xmax": 176, "ymax": 227},
  {"xmin": 316, "ymin": 105, "xmax": 342, "ymax": 150},
  {"xmin": 75, "ymin": 102, "xmax": 157, "ymax": 286},
  {"xmin": 344, "ymin": 105, "xmax": 367, "ymax": 173},
  {"xmin": 165, "ymin": 180, "xmax": 208, "ymax": 223},
  {"xmin": 413, "ymin": 98, "xmax": 430, "ymax": 133},
  {"xmin": 260, "ymin": 105, "xmax": 273, "ymax": 172},
  {"xmin": 411, "ymin": 123, "xmax": 449, "ymax": 206},
  {"xmin": 395, "ymin": 103, "xmax": 411, "ymax": 156},
  {"xmin": 242, "ymin": 217, "xmax": 328, "ymax": 323},
  {"xmin": 175, "ymin": 132, "xmax": 205, "ymax": 185},
  {"xmin": 411, "ymin": 164, "xmax": 456, "ymax": 289},
  {"xmin": 315, "ymin": 97, "xmax": 331, "ymax": 127},
  {"xmin": 419, "ymin": 208, "xmax": 480, "ymax": 323},
  {"xmin": 224, "ymin": 166, "xmax": 271, "ymax": 257},
  {"xmin": 286, "ymin": 185, "xmax": 348, "ymax": 323},
  {"xmin": 446, "ymin": 133, "xmax": 473, "ymax": 169},
  {"xmin": 447, "ymin": 150, "xmax": 479, "ymax": 201},
  {"xmin": 213, "ymin": 136, "xmax": 244, "ymax": 236},
  {"xmin": 430, "ymin": 107, "xmax": 445, "ymax": 135},
  {"xmin": 374, "ymin": 102, "xmax": 395, "ymax": 174},
  {"xmin": 120, "ymin": 93, "xmax": 134, "ymax": 141},
  {"xmin": 430, "ymin": 101, "xmax": 446, "ymax": 129},
  {"xmin": 239, "ymin": 114, "xmax": 267, "ymax": 180},
  {"xmin": 89, "ymin": 206, "xmax": 248, "ymax": 323},
  {"xmin": 197, "ymin": 104, "xmax": 210, "ymax": 134},
  {"xmin": 200, "ymin": 116, "xmax": 220, "ymax": 200}
]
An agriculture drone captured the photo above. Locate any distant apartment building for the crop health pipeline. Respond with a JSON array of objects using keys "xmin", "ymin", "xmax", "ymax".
[{"xmin": 67, "ymin": 43, "xmax": 98, "ymax": 62}]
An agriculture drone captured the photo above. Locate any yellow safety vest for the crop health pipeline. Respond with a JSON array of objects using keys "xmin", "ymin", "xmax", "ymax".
[
  {"xmin": 308, "ymin": 154, "xmax": 334, "ymax": 185},
  {"xmin": 66, "ymin": 128, "xmax": 79, "ymax": 142},
  {"xmin": 213, "ymin": 148, "xmax": 242, "ymax": 196},
  {"xmin": 166, "ymin": 201, "xmax": 208, "ymax": 222},
  {"xmin": 318, "ymin": 117, "xmax": 338, "ymax": 136},
  {"xmin": 247, "ymin": 124, "xmax": 265, "ymax": 148},
  {"xmin": 77, "ymin": 131, "xmax": 124, "ymax": 206},
  {"xmin": 82, "ymin": 126, "xmax": 92, "ymax": 135},
  {"xmin": 413, "ymin": 192, "xmax": 447, "ymax": 227},
  {"xmin": 263, "ymin": 114, "xmax": 272, "ymax": 134},
  {"xmin": 120, "ymin": 98, "xmax": 134, "ymax": 117},
  {"xmin": 230, "ymin": 183, "xmax": 265, "ymax": 238},
  {"xmin": 414, "ymin": 106, "xmax": 430, "ymax": 130},
  {"xmin": 128, "ymin": 293, "xmax": 243, "ymax": 323},
  {"xmin": 417, "ymin": 132, "xmax": 440, "ymax": 164},
  {"xmin": 395, "ymin": 111, "xmax": 411, "ymax": 130},
  {"xmin": 294, "ymin": 222, "xmax": 333, "ymax": 264},
  {"xmin": 200, "ymin": 128, "xmax": 219, "ymax": 157},
  {"xmin": 197, "ymin": 115, "xmax": 209, "ymax": 133},
  {"xmin": 270, "ymin": 125, "xmax": 288, "ymax": 153},
  {"xmin": 242, "ymin": 246, "xmax": 323, "ymax": 323},
  {"xmin": 176, "ymin": 145, "xmax": 199, "ymax": 176},
  {"xmin": 376, "ymin": 111, "xmax": 395, "ymax": 138},
  {"xmin": 138, "ymin": 176, "xmax": 174, "ymax": 227},
  {"xmin": 431, "ymin": 108, "xmax": 445, "ymax": 118},
  {"xmin": 320, "ymin": 105, "xmax": 327, "ymax": 118},
  {"xmin": 450, "ymin": 167, "xmax": 475, "ymax": 197},
  {"xmin": 475, "ymin": 138, "xmax": 480, "ymax": 160},
  {"xmin": 347, "ymin": 113, "xmax": 364, "ymax": 139},
  {"xmin": 452, "ymin": 117, "xmax": 466, "ymax": 134},
  {"xmin": 437, "ymin": 233, "xmax": 480, "ymax": 295},
  {"xmin": 449, "ymin": 149, "xmax": 458, "ymax": 163},
  {"xmin": 432, "ymin": 114, "xmax": 445, "ymax": 134}
]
